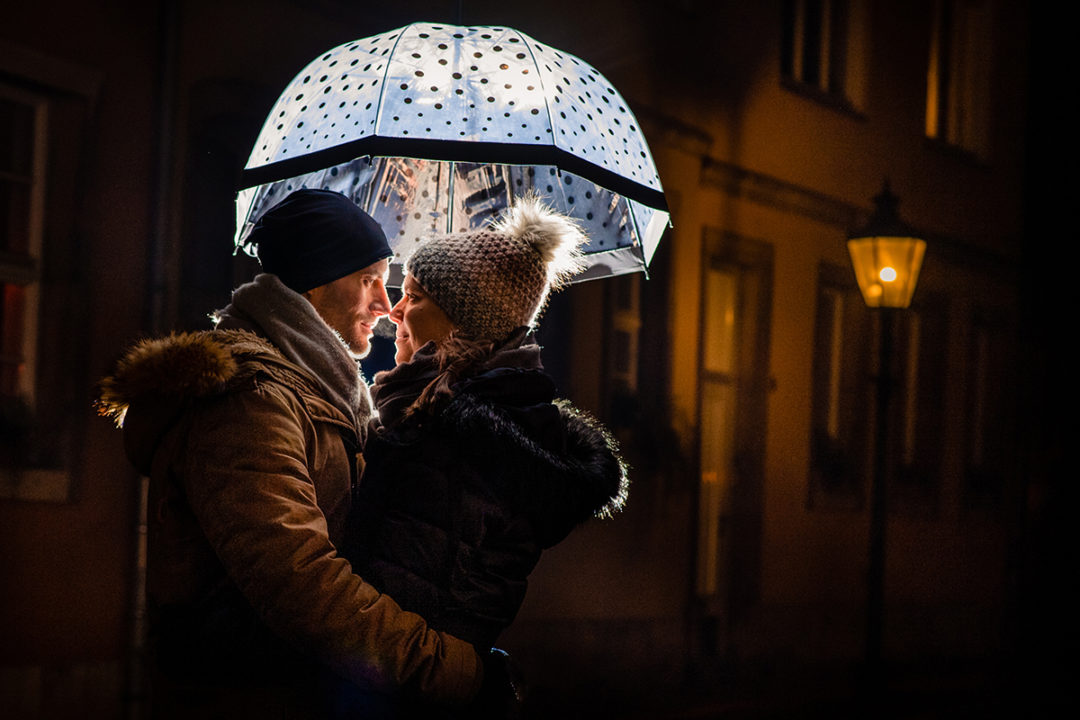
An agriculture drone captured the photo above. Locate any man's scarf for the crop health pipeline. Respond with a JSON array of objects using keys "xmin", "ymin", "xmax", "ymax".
[{"xmin": 214, "ymin": 273, "xmax": 373, "ymax": 434}]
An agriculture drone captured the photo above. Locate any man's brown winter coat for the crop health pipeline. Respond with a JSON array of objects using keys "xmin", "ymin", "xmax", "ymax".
[{"xmin": 98, "ymin": 277, "xmax": 480, "ymax": 716}]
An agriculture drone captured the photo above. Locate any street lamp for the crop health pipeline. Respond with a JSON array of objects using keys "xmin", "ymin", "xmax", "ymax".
[
  {"xmin": 848, "ymin": 181, "xmax": 926, "ymax": 309},
  {"xmin": 848, "ymin": 180, "xmax": 925, "ymax": 697}
]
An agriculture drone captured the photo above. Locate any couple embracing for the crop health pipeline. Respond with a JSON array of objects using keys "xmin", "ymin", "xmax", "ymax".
[{"xmin": 98, "ymin": 189, "xmax": 627, "ymax": 718}]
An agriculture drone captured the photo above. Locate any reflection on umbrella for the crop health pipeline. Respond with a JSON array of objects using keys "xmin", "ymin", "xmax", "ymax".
[{"xmin": 235, "ymin": 22, "xmax": 669, "ymax": 283}]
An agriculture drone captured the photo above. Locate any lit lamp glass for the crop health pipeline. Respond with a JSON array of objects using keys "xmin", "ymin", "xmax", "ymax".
[
  {"xmin": 847, "ymin": 235, "xmax": 926, "ymax": 308},
  {"xmin": 847, "ymin": 182, "xmax": 926, "ymax": 308}
]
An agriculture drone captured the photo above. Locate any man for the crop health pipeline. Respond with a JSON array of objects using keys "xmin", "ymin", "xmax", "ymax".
[{"xmin": 97, "ymin": 189, "xmax": 493, "ymax": 717}]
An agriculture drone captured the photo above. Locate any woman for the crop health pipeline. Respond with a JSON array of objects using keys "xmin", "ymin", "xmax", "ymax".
[{"xmin": 341, "ymin": 196, "xmax": 628, "ymax": 717}]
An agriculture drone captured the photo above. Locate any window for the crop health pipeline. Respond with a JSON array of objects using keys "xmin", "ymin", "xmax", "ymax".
[
  {"xmin": 606, "ymin": 273, "xmax": 641, "ymax": 397},
  {"xmin": 808, "ymin": 262, "xmax": 871, "ymax": 510},
  {"xmin": 963, "ymin": 305, "xmax": 1015, "ymax": 509},
  {"xmin": 781, "ymin": 0, "xmax": 867, "ymax": 108},
  {"xmin": 695, "ymin": 231, "xmax": 771, "ymax": 629},
  {"xmin": 925, "ymin": 0, "xmax": 993, "ymax": 157},
  {"xmin": 887, "ymin": 299, "xmax": 948, "ymax": 516},
  {"xmin": 1, "ymin": 60, "xmax": 95, "ymax": 502},
  {"xmin": 1, "ymin": 84, "xmax": 48, "ymax": 496},
  {"xmin": 809, "ymin": 263, "xmax": 948, "ymax": 514},
  {"xmin": 1, "ymin": 87, "xmax": 45, "ymax": 399}
]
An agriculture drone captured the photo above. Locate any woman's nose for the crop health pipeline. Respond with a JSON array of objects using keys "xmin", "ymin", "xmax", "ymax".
[{"xmin": 389, "ymin": 297, "xmax": 405, "ymax": 322}]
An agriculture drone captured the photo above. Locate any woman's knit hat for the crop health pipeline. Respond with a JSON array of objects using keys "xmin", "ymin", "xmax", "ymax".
[{"xmin": 407, "ymin": 195, "xmax": 587, "ymax": 341}]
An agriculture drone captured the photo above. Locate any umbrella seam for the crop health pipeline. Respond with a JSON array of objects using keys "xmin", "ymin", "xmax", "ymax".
[
  {"xmin": 517, "ymin": 30, "xmax": 559, "ymax": 164},
  {"xmin": 371, "ymin": 23, "xmax": 414, "ymax": 139}
]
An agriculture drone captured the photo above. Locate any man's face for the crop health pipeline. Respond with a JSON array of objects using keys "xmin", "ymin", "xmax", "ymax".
[{"xmin": 304, "ymin": 259, "xmax": 391, "ymax": 358}]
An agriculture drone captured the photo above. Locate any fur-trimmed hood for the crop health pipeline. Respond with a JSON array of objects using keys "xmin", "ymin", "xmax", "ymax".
[
  {"xmin": 96, "ymin": 330, "xmax": 342, "ymax": 474},
  {"xmin": 450, "ymin": 391, "xmax": 627, "ymax": 538},
  {"xmin": 97, "ymin": 330, "xmax": 269, "ymax": 425},
  {"xmin": 375, "ymin": 367, "xmax": 628, "ymax": 546}
]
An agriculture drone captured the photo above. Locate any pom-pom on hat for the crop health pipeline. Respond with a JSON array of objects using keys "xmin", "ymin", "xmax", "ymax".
[
  {"xmin": 406, "ymin": 195, "xmax": 587, "ymax": 341},
  {"xmin": 251, "ymin": 189, "xmax": 392, "ymax": 293}
]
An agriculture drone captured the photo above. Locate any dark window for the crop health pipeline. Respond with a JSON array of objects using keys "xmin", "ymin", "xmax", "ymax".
[
  {"xmin": 1, "ymin": 74, "xmax": 94, "ymax": 502},
  {"xmin": 782, "ymin": 0, "xmax": 851, "ymax": 99},
  {"xmin": 925, "ymin": 0, "xmax": 992, "ymax": 156},
  {"xmin": 963, "ymin": 305, "xmax": 1016, "ymax": 509},
  {"xmin": 888, "ymin": 297, "xmax": 948, "ymax": 516},
  {"xmin": 808, "ymin": 261, "xmax": 871, "ymax": 511}
]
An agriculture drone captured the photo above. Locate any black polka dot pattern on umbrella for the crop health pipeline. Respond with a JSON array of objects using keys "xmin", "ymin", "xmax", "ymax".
[
  {"xmin": 237, "ymin": 23, "xmax": 670, "ymax": 285},
  {"xmin": 247, "ymin": 22, "xmax": 662, "ymax": 194}
]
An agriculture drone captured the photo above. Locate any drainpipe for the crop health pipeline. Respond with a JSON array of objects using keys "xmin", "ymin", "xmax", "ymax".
[{"xmin": 128, "ymin": 2, "xmax": 180, "ymax": 719}]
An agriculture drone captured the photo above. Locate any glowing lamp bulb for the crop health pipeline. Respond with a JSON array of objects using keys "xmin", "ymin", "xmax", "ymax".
[{"xmin": 878, "ymin": 266, "xmax": 898, "ymax": 283}]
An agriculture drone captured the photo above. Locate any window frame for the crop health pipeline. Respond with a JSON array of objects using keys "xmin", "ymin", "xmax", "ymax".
[
  {"xmin": 0, "ymin": 46, "xmax": 99, "ymax": 503},
  {"xmin": 781, "ymin": 0, "xmax": 867, "ymax": 112},
  {"xmin": 0, "ymin": 81, "xmax": 48, "ymax": 407},
  {"xmin": 807, "ymin": 260, "xmax": 871, "ymax": 511}
]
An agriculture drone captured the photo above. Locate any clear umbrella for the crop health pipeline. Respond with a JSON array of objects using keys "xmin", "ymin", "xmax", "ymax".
[{"xmin": 235, "ymin": 22, "xmax": 669, "ymax": 284}]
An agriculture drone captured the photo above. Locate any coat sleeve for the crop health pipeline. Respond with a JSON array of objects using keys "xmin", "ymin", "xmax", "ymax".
[{"xmin": 178, "ymin": 380, "xmax": 482, "ymax": 705}]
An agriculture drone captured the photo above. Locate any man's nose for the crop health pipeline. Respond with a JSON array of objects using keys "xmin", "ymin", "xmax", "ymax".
[{"xmin": 371, "ymin": 283, "xmax": 391, "ymax": 316}]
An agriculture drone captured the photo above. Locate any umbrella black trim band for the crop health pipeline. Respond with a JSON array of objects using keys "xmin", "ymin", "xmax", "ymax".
[{"xmin": 239, "ymin": 136, "xmax": 668, "ymax": 213}]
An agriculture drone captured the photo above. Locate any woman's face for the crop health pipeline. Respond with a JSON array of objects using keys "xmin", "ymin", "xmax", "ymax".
[{"xmin": 389, "ymin": 274, "xmax": 456, "ymax": 364}]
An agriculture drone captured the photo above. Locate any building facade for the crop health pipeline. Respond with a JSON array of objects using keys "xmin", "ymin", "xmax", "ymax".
[{"xmin": 1, "ymin": 1, "xmax": 1050, "ymax": 717}]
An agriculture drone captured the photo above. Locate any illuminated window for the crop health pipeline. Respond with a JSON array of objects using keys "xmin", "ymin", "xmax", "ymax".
[
  {"xmin": 695, "ymin": 231, "xmax": 772, "ymax": 625},
  {"xmin": 781, "ymin": 0, "xmax": 868, "ymax": 108},
  {"xmin": 925, "ymin": 0, "xmax": 993, "ymax": 157}
]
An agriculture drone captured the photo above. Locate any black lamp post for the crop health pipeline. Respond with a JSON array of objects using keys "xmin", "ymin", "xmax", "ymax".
[{"xmin": 847, "ymin": 180, "xmax": 926, "ymax": 695}]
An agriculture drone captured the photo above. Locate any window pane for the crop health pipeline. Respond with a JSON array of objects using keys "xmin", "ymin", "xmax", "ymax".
[
  {"xmin": 697, "ymin": 379, "xmax": 735, "ymax": 596},
  {"xmin": 1, "ymin": 180, "xmax": 32, "ymax": 255},
  {"xmin": 809, "ymin": 264, "xmax": 869, "ymax": 511},
  {"xmin": 1, "ymin": 282, "xmax": 26, "ymax": 396},
  {"xmin": 801, "ymin": 0, "xmax": 824, "ymax": 87},
  {"xmin": 827, "ymin": 0, "xmax": 849, "ymax": 93},
  {"xmin": 781, "ymin": 0, "xmax": 798, "ymax": 77},
  {"xmin": 703, "ymin": 269, "xmax": 737, "ymax": 374},
  {"xmin": 0, "ymin": 97, "xmax": 35, "ymax": 176}
]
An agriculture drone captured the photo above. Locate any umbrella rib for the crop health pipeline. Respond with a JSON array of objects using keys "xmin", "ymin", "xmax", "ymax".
[
  {"xmin": 371, "ymin": 25, "xmax": 412, "ymax": 139},
  {"xmin": 517, "ymin": 31, "xmax": 560, "ymax": 167}
]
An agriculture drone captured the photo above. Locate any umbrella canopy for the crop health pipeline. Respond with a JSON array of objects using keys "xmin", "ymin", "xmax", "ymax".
[{"xmin": 235, "ymin": 22, "xmax": 669, "ymax": 283}]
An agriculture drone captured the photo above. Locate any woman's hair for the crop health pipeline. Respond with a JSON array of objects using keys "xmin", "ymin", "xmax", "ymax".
[{"xmin": 406, "ymin": 331, "xmax": 498, "ymax": 418}]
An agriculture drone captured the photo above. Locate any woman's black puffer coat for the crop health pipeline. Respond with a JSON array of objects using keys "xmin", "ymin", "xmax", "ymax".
[{"xmin": 347, "ymin": 365, "xmax": 627, "ymax": 650}]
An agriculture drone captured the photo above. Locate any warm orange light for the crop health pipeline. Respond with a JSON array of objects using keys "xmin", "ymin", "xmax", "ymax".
[
  {"xmin": 847, "ymin": 182, "xmax": 926, "ymax": 309},
  {"xmin": 847, "ymin": 236, "xmax": 925, "ymax": 308}
]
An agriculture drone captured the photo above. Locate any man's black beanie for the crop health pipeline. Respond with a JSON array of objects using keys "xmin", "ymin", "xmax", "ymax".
[{"xmin": 251, "ymin": 188, "xmax": 392, "ymax": 293}]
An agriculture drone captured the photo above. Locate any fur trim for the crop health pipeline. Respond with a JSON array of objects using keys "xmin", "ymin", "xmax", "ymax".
[
  {"xmin": 438, "ymin": 391, "xmax": 629, "ymax": 541},
  {"xmin": 556, "ymin": 399, "xmax": 629, "ymax": 519},
  {"xmin": 95, "ymin": 330, "xmax": 269, "ymax": 427},
  {"xmin": 491, "ymin": 193, "xmax": 587, "ymax": 287}
]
